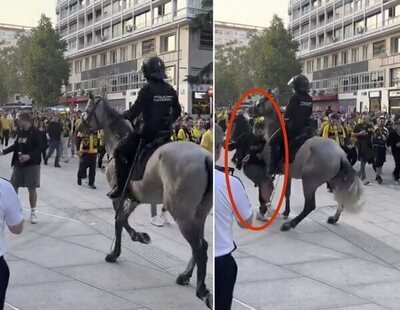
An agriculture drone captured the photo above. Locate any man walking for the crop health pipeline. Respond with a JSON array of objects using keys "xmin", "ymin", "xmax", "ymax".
[
  {"xmin": 77, "ymin": 129, "xmax": 98, "ymax": 189},
  {"xmin": 3, "ymin": 112, "xmax": 42, "ymax": 224},
  {"xmin": 45, "ymin": 115, "xmax": 62, "ymax": 168},
  {"xmin": 215, "ymin": 124, "xmax": 253, "ymax": 310},
  {"xmin": 0, "ymin": 114, "xmax": 11, "ymax": 147},
  {"xmin": 0, "ymin": 178, "xmax": 24, "ymax": 310}
]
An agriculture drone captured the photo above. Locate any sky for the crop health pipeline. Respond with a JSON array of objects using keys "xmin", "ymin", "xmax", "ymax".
[
  {"xmin": 0, "ymin": 0, "xmax": 56, "ymax": 27},
  {"xmin": 215, "ymin": 0, "xmax": 288, "ymax": 28}
]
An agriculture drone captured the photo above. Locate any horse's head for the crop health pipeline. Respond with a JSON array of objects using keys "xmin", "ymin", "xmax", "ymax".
[
  {"xmin": 81, "ymin": 91, "xmax": 104, "ymax": 132},
  {"xmin": 254, "ymin": 97, "xmax": 274, "ymax": 117}
]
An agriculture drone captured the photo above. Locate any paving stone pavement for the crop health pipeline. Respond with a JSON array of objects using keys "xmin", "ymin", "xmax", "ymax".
[
  {"xmin": 219, "ymin": 152, "xmax": 400, "ymax": 310},
  {"xmin": 1, "ymin": 153, "xmax": 212, "ymax": 310}
]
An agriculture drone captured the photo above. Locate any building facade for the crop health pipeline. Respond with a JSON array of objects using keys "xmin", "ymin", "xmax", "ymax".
[
  {"xmin": 0, "ymin": 24, "xmax": 32, "ymax": 106},
  {"xmin": 55, "ymin": 0, "xmax": 212, "ymax": 114},
  {"xmin": 288, "ymin": 0, "xmax": 400, "ymax": 114},
  {"xmin": 215, "ymin": 21, "xmax": 264, "ymax": 47}
]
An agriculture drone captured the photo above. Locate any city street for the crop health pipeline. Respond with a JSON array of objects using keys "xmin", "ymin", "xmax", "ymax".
[
  {"xmin": 219, "ymin": 153, "xmax": 400, "ymax": 310},
  {"xmin": 1, "ymin": 155, "xmax": 213, "ymax": 310}
]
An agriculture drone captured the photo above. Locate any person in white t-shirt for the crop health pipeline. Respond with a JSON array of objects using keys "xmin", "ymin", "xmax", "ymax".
[
  {"xmin": 215, "ymin": 124, "xmax": 253, "ymax": 310},
  {"xmin": 0, "ymin": 178, "xmax": 24, "ymax": 309}
]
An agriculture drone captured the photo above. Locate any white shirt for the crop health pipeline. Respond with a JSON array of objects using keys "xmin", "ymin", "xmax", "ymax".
[
  {"xmin": 0, "ymin": 178, "xmax": 23, "ymax": 257},
  {"xmin": 215, "ymin": 169, "xmax": 252, "ymax": 257}
]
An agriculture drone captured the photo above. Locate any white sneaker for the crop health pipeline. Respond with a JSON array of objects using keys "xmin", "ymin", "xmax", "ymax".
[
  {"xmin": 160, "ymin": 211, "xmax": 170, "ymax": 225},
  {"xmin": 30, "ymin": 212, "xmax": 38, "ymax": 224},
  {"xmin": 150, "ymin": 215, "xmax": 164, "ymax": 227}
]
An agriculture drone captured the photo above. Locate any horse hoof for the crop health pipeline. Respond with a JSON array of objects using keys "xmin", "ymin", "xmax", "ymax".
[
  {"xmin": 176, "ymin": 274, "xmax": 190, "ymax": 286},
  {"xmin": 280, "ymin": 222, "xmax": 292, "ymax": 232},
  {"xmin": 327, "ymin": 217, "xmax": 337, "ymax": 225},
  {"xmin": 256, "ymin": 211, "xmax": 269, "ymax": 222},
  {"xmin": 105, "ymin": 253, "xmax": 118, "ymax": 263},
  {"xmin": 138, "ymin": 232, "xmax": 151, "ymax": 244}
]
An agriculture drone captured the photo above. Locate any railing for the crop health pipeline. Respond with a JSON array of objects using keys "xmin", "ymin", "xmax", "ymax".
[
  {"xmin": 384, "ymin": 16, "xmax": 400, "ymax": 27},
  {"xmin": 153, "ymin": 13, "xmax": 172, "ymax": 25},
  {"xmin": 381, "ymin": 53, "xmax": 400, "ymax": 66}
]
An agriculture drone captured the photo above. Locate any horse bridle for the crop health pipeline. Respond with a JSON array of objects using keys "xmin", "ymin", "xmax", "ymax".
[{"xmin": 82, "ymin": 96, "xmax": 101, "ymax": 130}]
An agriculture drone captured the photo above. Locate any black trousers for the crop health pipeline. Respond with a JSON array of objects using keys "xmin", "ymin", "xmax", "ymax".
[
  {"xmin": 215, "ymin": 253, "xmax": 238, "ymax": 310},
  {"xmin": 1, "ymin": 130, "xmax": 9, "ymax": 147},
  {"xmin": 78, "ymin": 153, "xmax": 97, "ymax": 185},
  {"xmin": 97, "ymin": 148, "xmax": 106, "ymax": 168},
  {"xmin": 0, "ymin": 256, "xmax": 10, "ymax": 310}
]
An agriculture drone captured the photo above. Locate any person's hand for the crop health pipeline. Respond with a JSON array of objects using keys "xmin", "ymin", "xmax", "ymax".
[
  {"xmin": 18, "ymin": 154, "xmax": 30, "ymax": 163},
  {"xmin": 242, "ymin": 154, "xmax": 250, "ymax": 164}
]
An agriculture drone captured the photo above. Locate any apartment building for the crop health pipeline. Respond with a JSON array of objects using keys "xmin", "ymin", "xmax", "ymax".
[
  {"xmin": 288, "ymin": 0, "xmax": 400, "ymax": 114},
  {"xmin": 55, "ymin": 0, "xmax": 212, "ymax": 114},
  {"xmin": 0, "ymin": 23, "xmax": 32, "ymax": 105},
  {"xmin": 215, "ymin": 21, "xmax": 264, "ymax": 47}
]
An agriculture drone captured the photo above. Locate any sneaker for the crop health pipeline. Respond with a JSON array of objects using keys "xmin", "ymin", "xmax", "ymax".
[
  {"xmin": 89, "ymin": 185, "xmax": 96, "ymax": 189},
  {"xmin": 30, "ymin": 212, "xmax": 38, "ymax": 224},
  {"xmin": 160, "ymin": 211, "xmax": 170, "ymax": 225},
  {"xmin": 150, "ymin": 215, "xmax": 165, "ymax": 227},
  {"xmin": 376, "ymin": 175, "xmax": 383, "ymax": 184}
]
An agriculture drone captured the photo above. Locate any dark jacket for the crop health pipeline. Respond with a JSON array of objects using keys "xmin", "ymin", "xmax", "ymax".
[
  {"xmin": 285, "ymin": 91, "xmax": 313, "ymax": 136},
  {"xmin": 123, "ymin": 80, "xmax": 181, "ymax": 138},
  {"xmin": 387, "ymin": 128, "xmax": 400, "ymax": 161},
  {"xmin": 4, "ymin": 127, "xmax": 42, "ymax": 167},
  {"xmin": 47, "ymin": 121, "xmax": 62, "ymax": 141}
]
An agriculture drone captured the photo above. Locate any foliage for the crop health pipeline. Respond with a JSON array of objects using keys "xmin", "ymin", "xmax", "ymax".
[{"xmin": 215, "ymin": 15, "xmax": 303, "ymax": 106}]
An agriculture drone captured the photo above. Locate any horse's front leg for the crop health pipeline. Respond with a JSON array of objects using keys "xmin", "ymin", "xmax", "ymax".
[
  {"xmin": 328, "ymin": 204, "xmax": 343, "ymax": 224},
  {"xmin": 105, "ymin": 217, "xmax": 123, "ymax": 263},
  {"xmin": 176, "ymin": 257, "xmax": 195, "ymax": 285},
  {"xmin": 122, "ymin": 201, "xmax": 151, "ymax": 244},
  {"xmin": 283, "ymin": 176, "xmax": 292, "ymax": 219}
]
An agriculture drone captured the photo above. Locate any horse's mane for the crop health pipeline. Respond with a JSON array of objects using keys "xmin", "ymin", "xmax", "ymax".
[{"xmin": 98, "ymin": 97, "xmax": 132, "ymax": 138}]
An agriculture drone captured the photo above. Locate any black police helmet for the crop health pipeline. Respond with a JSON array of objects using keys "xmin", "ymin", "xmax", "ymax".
[
  {"xmin": 141, "ymin": 56, "xmax": 167, "ymax": 81},
  {"xmin": 288, "ymin": 74, "xmax": 310, "ymax": 94}
]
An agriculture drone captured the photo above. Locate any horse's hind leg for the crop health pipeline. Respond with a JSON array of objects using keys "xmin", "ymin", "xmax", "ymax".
[
  {"xmin": 176, "ymin": 257, "xmax": 195, "ymax": 285},
  {"xmin": 105, "ymin": 216, "xmax": 123, "ymax": 263},
  {"xmin": 328, "ymin": 204, "xmax": 343, "ymax": 224},
  {"xmin": 121, "ymin": 201, "xmax": 151, "ymax": 244}
]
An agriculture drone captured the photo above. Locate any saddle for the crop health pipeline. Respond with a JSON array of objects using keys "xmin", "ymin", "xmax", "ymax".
[{"xmin": 131, "ymin": 132, "xmax": 171, "ymax": 181}]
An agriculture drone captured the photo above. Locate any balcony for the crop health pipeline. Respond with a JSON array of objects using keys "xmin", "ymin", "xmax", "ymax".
[{"xmin": 153, "ymin": 13, "xmax": 172, "ymax": 25}]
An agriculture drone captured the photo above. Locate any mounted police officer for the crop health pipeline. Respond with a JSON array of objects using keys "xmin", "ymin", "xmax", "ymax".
[
  {"xmin": 268, "ymin": 74, "xmax": 313, "ymax": 177},
  {"xmin": 108, "ymin": 56, "xmax": 181, "ymax": 199}
]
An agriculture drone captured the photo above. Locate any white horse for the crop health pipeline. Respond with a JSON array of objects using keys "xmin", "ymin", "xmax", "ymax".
[
  {"xmin": 251, "ymin": 97, "xmax": 364, "ymax": 231},
  {"xmin": 81, "ymin": 94, "xmax": 213, "ymax": 308}
]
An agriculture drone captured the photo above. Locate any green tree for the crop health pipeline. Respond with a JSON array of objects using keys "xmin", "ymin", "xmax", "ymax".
[
  {"xmin": 18, "ymin": 15, "xmax": 70, "ymax": 107},
  {"xmin": 0, "ymin": 46, "xmax": 22, "ymax": 104},
  {"xmin": 248, "ymin": 15, "xmax": 302, "ymax": 103}
]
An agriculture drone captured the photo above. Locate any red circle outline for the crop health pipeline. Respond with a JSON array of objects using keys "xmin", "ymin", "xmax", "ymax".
[{"xmin": 224, "ymin": 88, "xmax": 290, "ymax": 231}]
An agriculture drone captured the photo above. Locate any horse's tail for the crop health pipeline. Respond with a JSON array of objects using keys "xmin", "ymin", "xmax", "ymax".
[{"xmin": 331, "ymin": 156, "xmax": 364, "ymax": 214}]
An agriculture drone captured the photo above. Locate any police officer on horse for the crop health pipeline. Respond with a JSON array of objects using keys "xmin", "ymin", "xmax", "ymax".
[
  {"xmin": 108, "ymin": 56, "xmax": 182, "ymax": 199},
  {"xmin": 268, "ymin": 74, "xmax": 313, "ymax": 177}
]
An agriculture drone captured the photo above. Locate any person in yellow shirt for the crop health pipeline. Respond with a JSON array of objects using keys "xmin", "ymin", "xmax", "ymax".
[
  {"xmin": 322, "ymin": 113, "xmax": 346, "ymax": 147},
  {"xmin": 0, "ymin": 114, "xmax": 11, "ymax": 147},
  {"xmin": 77, "ymin": 129, "xmax": 98, "ymax": 189},
  {"xmin": 201, "ymin": 122, "xmax": 213, "ymax": 154},
  {"xmin": 177, "ymin": 117, "xmax": 193, "ymax": 141}
]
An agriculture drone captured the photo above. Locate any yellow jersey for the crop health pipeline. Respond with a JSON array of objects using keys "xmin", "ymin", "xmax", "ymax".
[
  {"xmin": 201, "ymin": 129, "xmax": 213, "ymax": 154},
  {"xmin": 1, "ymin": 117, "xmax": 10, "ymax": 130}
]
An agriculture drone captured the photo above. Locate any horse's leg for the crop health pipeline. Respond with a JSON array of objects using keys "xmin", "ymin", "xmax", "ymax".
[
  {"xmin": 105, "ymin": 216, "xmax": 124, "ymax": 263},
  {"xmin": 120, "ymin": 200, "xmax": 151, "ymax": 244},
  {"xmin": 328, "ymin": 204, "xmax": 343, "ymax": 224},
  {"xmin": 176, "ymin": 220, "xmax": 211, "ymax": 309},
  {"xmin": 281, "ymin": 185, "xmax": 316, "ymax": 232},
  {"xmin": 283, "ymin": 175, "xmax": 292, "ymax": 219}
]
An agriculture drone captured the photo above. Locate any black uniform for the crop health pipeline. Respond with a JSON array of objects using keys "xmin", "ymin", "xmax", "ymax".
[{"xmin": 110, "ymin": 79, "xmax": 181, "ymax": 198}]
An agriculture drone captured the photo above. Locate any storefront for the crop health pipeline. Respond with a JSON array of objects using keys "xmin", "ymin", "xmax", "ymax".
[
  {"xmin": 369, "ymin": 90, "xmax": 381, "ymax": 112},
  {"xmin": 311, "ymin": 94, "xmax": 339, "ymax": 112},
  {"xmin": 389, "ymin": 89, "xmax": 400, "ymax": 115}
]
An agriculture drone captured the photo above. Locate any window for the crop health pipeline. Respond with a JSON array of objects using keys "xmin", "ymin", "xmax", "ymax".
[
  {"xmin": 200, "ymin": 30, "xmax": 213, "ymax": 49},
  {"xmin": 306, "ymin": 60, "xmax": 314, "ymax": 73},
  {"xmin": 366, "ymin": 12, "xmax": 382, "ymax": 31},
  {"xmin": 135, "ymin": 11, "xmax": 151, "ymax": 29},
  {"xmin": 120, "ymin": 47, "xmax": 128, "ymax": 62},
  {"xmin": 74, "ymin": 59, "xmax": 83, "ymax": 73},
  {"xmin": 112, "ymin": 22, "xmax": 122, "ymax": 38},
  {"xmin": 363, "ymin": 45, "xmax": 368, "ymax": 60},
  {"xmin": 165, "ymin": 65, "xmax": 175, "ymax": 84},
  {"xmin": 316, "ymin": 58, "xmax": 321, "ymax": 70},
  {"xmin": 334, "ymin": 27, "xmax": 342, "ymax": 41},
  {"xmin": 373, "ymin": 40, "xmax": 386, "ymax": 57},
  {"xmin": 84, "ymin": 57, "xmax": 90, "ymax": 70},
  {"xmin": 332, "ymin": 53, "xmax": 338, "ymax": 67},
  {"xmin": 123, "ymin": 18, "xmax": 133, "ymax": 34},
  {"xmin": 142, "ymin": 39, "xmax": 155, "ymax": 56},
  {"xmin": 110, "ymin": 50, "xmax": 118, "ymax": 64},
  {"xmin": 91, "ymin": 55, "xmax": 97, "ymax": 68},
  {"xmin": 323, "ymin": 56, "xmax": 329, "ymax": 69},
  {"xmin": 351, "ymin": 48, "xmax": 359, "ymax": 62},
  {"xmin": 131, "ymin": 44, "xmax": 137, "ymax": 59},
  {"xmin": 102, "ymin": 27, "xmax": 110, "ymax": 40},
  {"xmin": 391, "ymin": 68, "xmax": 400, "ymax": 87},
  {"xmin": 344, "ymin": 24, "xmax": 352, "ymax": 39},
  {"xmin": 154, "ymin": 1, "xmax": 172, "ymax": 22},
  {"xmin": 160, "ymin": 33, "xmax": 176, "ymax": 52},
  {"xmin": 341, "ymin": 51, "xmax": 348, "ymax": 65},
  {"xmin": 101, "ymin": 52, "xmax": 107, "ymax": 66},
  {"xmin": 391, "ymin": 36, "xmax": 400, "ymax": 54}
]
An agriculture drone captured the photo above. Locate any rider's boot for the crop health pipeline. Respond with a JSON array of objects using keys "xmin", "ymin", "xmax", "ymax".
[{"xmin": 108, "ymin": 157, "xmax": 129, "ymax": 199}]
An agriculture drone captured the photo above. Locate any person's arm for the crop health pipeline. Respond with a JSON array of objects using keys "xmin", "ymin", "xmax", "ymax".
[
  {"xmin": 322, "ymin": 124, "xmax": 329, "ymax": 139},
  {"xmin": 27, "ymin": 131, "xmax": 42, "ymax": 161},
  {"xmin": 3, "ymin": 182, "xmax": 24, "ymax": 234},
  {"xmin": 231, "ymin": 177, "xmax": 253, "ymax": 228},
  {"xmin": 171, "ymin": 92, "xmax": 182, "ymax": 122},
  {"xmin": 123, "ymin": 88, "xmax": 146, "ymax": 121},
  {"xmin": 284, "ymin": 96, "xmax": 297, "ymax": 122}
]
